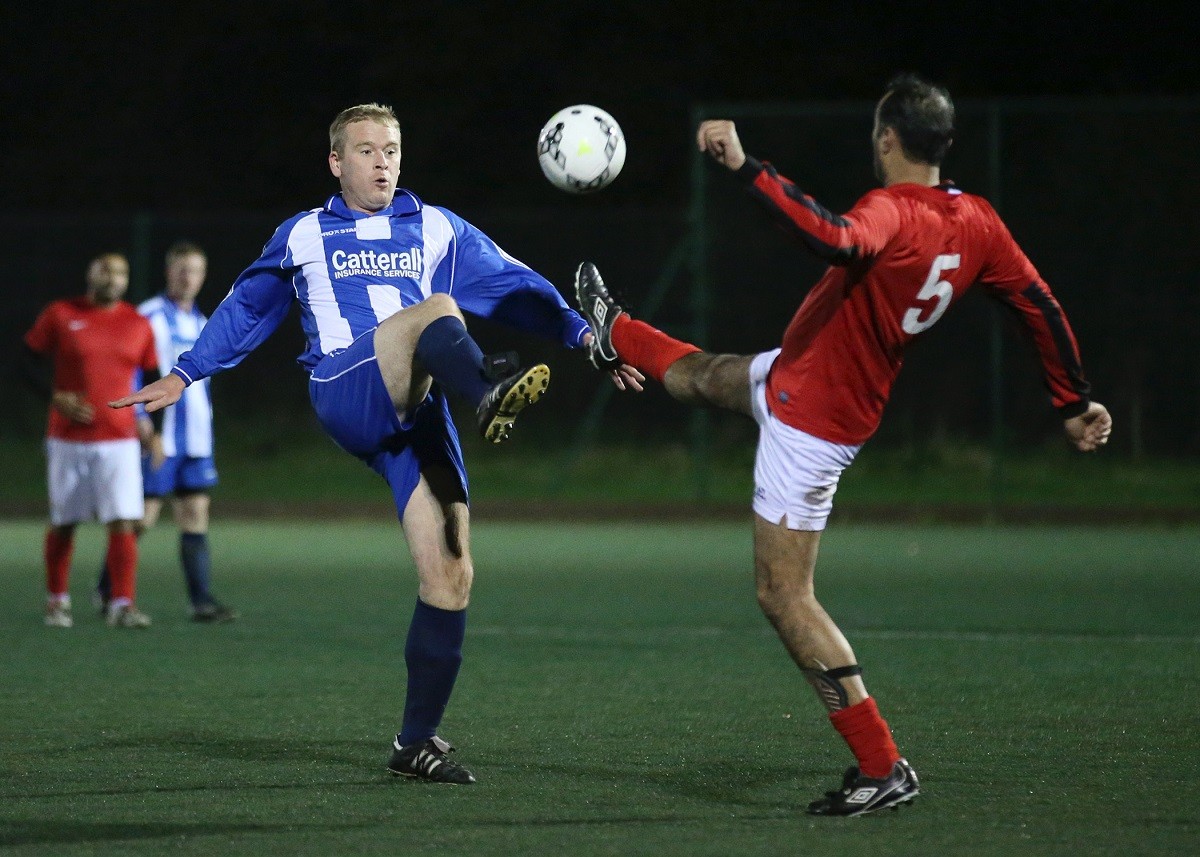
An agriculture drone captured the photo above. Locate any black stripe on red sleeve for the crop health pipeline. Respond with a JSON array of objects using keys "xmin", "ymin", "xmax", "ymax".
[
  {"xmin": 1019, "ymin": 282, "xmax": 1091, "ymax": 413},
  {"xmin": 740, "ymin": 160, "xmax": 858, "ymax": 262}
]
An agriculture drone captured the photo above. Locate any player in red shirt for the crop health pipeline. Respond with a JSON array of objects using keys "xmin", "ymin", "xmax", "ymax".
[
  {"xmin": 575, "ymin": 73, "xmax": 1112, "ymax": 816},
  {"xmin": 23, "ymin": 253, "xmax": 160, "ymax": 629}
]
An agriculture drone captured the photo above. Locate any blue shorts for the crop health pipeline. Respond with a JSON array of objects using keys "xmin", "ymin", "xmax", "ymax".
[
  {"xmin": 308, "ymin": 330, "xmax": 468, "ymax": 517},
  {"xmin": 143, "ymin": 454, "xmax": 219, "ymax": 497}
]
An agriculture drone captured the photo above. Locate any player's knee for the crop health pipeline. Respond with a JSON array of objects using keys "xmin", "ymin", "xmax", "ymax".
[
  {"xmin": 448, "ymin": 560, "xmax": 474, "ymax": 606},
  {"xmin": 755, "ymin": 582, "xmax": 793, "ymax": 622},
  {"xmin": 419, "ymin": 558, "xmax": 474, "ymax": 610},
  {"xmin": 175, "ymin": 499, "xmax": 209, "ymax": 532},
  {"xmin": 376, "ymin": 293, "xmax": 462, "ymax": 347},
  {"xmin": 754, "ymin": 571, "xmax": 813, "ymax": 623},
  {"xmin": 420, "ymin": 292, "xmax": 462, "ymax": 321}
]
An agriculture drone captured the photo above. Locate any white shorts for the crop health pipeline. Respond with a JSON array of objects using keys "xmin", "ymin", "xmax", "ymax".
[
  {"xmin": 749, "ymin": 349, "xmax": 861, "ymax": 531},
  {"xmin": 46, "ymin": 438, "xmax": 145, "ymax": 526}
]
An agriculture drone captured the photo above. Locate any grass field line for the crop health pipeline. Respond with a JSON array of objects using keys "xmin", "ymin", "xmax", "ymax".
[{"xmin": 469, "ymin": 625, "xmax": 1200, "ymax": 645}]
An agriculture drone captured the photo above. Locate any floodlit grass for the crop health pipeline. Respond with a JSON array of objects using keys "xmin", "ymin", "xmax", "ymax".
[
  {"xmin": 2, "ymin": 432, "xmax": 1198, "ymax": 517},
  {"xmin": 1, "ymin": 520, "xmax": 1197, "ymax": 854}
]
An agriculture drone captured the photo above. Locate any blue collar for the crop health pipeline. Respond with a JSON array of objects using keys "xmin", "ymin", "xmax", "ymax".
[{"xmin": 323, "ymin": 188, "xmax": 423, "ymax": 220}]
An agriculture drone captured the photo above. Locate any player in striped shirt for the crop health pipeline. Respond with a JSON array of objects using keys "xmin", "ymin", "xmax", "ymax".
[
  {"xmin": 113, "ymin": 103, "xmax": 641, "ymax": 784},
  {"xmin": 97, "ymin": 242, "xmax": 236, "ymax": 622},
  {"xmin": 576, "ymin": 73, "xmax": 1111, "ymax": 816}
]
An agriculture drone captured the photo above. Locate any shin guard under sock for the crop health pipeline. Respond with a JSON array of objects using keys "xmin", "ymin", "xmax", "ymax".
[
  {"xmin": 610, "ymin": 314, "xmax": 701, "ymax": 384},
  {"xmin": 44, "ymin": 530, "xmax": 74, "ymax": 597},
  {"xmin": 180, "ymin": 532, "xmax": 213, "ymax": 606},
  {"xmin": 413, "ymin": 316, "xmax": 491, "ymax": 406},
  {"xmin": 398, "ymin": 599, "xmax": 467, "ymax": 746},
  {"xmin": 105, "ymin": 531, "xmax": 139, "ymax": 602}
]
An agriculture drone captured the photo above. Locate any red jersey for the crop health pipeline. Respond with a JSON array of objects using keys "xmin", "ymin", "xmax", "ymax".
[
  {"xmin": 739, "ymin": 158, "xmax": 1090, "ymax": 445},
  {"xmin": 24, "ymin": 297, "xmax": 158, "ymax": 442}
]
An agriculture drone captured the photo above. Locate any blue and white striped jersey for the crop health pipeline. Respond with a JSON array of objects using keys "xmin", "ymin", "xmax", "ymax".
[
  {"xmin": 140, "ymin": 295, "xmax": 214, "ymax": 458},
  {"xmin": 173, "ymin": 190, "xmax": 589, "ymax": 385}
]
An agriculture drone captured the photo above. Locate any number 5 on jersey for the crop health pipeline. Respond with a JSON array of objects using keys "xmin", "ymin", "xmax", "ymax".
[{"xmin": 902, "ymin": 254, "xmax": 960, "ymax": 335}]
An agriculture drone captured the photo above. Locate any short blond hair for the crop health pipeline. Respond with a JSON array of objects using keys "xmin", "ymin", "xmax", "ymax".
[{"xmin": 329, "ymin": 103, "xmax": 401, "ymax": 154}]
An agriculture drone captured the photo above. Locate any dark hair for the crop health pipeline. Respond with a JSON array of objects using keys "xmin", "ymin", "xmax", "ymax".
[
  {"xmin": 877, "ymin": 73, "xmax": 955, "ymax": 165},
  {"xmin": 165, "ymin": 241, "xmax": 205, "ymax": 263}
]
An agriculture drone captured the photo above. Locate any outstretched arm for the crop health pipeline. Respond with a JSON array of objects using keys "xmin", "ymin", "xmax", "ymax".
[
  {"xmin": 437, "ymin": 208, "xmax": 643, "ymax": 393},
  {"xmin": 110, "ymin": 372, "xmax": 185, "ymax": 413},
  {"xmin": 697, "ymin": 120, "xmax": 898, "ymax": 264},
  {"xmin": 980, "ymin": 207, "xmax": 1101, "ymax": 445}
]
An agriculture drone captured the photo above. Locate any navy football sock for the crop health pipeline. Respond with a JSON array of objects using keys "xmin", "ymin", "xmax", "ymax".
[
  {"xmin": 180, "ymin": 532, "xmax": 213, "ymax": 607},
  {"xmin": 96, "ymin": 563, "xmax": 111, "ymax": 602},
  {"xmin": 398, "ymin": 599, "xmax": 466, "ymax": 746},
  {"xmin": 412, "ymin": 316, "xmax": 491, "ymax": 407}
]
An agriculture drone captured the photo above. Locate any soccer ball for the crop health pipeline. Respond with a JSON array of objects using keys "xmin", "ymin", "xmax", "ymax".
[{"xmin": 537, "ymin": 105, "xmax": 626, "ymax": 193}]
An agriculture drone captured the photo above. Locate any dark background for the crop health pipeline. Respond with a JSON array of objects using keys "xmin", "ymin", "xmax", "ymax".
[
  {"xmin": 4, "ymin": 1, "xmax": 1199, "ymax": 461},
  {"xmin": 4, "ymin": 1, "xmax": 1195, "ymax": 211}
]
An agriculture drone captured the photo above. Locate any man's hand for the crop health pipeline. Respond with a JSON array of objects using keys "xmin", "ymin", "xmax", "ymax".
[
  {"xmin": 111, "ymin": 373, "xmax": 186, "ymax": 414},
  {"xmin": 696, "ymin": 120, "xmax": 747, "ymax": 171},
  {"xmin": 582, "ymin": 330, "xmax": 644, "ymax": 392},
  {"xmin": 52, "ymin": 391, "xmax": 94, "ymax": 425},
  {"xmin": 137, "ymin": 417, "xmax": 166, "ymax": 470},
  {"xmin": 609, "ymin": 364, "xmax": 645, "ymax": 393},
  {"xmin": 1064, "ymin": 401, "xmax": 1112, "ymax": 452}
]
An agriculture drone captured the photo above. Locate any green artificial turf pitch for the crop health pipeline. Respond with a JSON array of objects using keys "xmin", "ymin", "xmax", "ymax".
[{"xmin": 0, "ymin": 520, "xmax": 1196, "ymax": 855}]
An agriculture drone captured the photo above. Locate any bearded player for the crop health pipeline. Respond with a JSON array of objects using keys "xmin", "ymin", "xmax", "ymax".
[
  {"xmin": 24, "ymin": 253, "xmax": 160, "ymax": 629},
  {"xmin": 575, "ymin": 73, "xmax": 1112, "ymax": 815}
]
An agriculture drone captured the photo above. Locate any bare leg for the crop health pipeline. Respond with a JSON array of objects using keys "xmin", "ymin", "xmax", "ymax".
[
  {"xmin": 373, "ymin": 293, "xmax": 464, "ymax": 418},
  {"xmin": 662, "ymin": 352, "xmax": 756, "ymax": 416},
  {"xmin": 752, "ymin": 514, "xmax": 868, "ymax": 709},
  {"xmin": 49, "ymin": 523, "xmax": 77, "ymax": 540},
  {"xmin": 663, "ymin": 351, "xmax": 867, "ymax": 704},
  {"xmin": 107, "ymin": 519, "xmax": 138, "ymax": 537},
  {"xmin": 392, "ymin": 465, "xmax": 476, "ymax": 779},
  {"xmin": 401, "ymin": 467, "xmax": 472, "ymax": 610},
  {"xmin": 142, "ymin": 497, "xmax": 164, "ymax": 531},
  {"xmin": 763, "ymin": 512, "xmax": 914, "ymax": 812},
  {"xmin": 171, "ymin": 492, "xmax": 209, "ymax": 535}
]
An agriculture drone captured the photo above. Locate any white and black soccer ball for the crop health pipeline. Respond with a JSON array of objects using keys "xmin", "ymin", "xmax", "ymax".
[{"xmin": 537, "ymin": 105, "xmax": 626, "ymax": 193}]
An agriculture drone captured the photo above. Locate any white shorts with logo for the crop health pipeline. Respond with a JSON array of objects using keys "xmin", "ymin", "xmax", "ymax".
[
  {"xmin": 46, "ymin": 438, "xmax": 145, "ymax": 526},
  {"xmin": 749, "ymin": 349, "xmax": 861, "ymax": 531}
]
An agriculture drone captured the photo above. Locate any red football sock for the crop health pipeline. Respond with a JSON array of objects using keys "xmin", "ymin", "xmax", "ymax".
[
  {"xmin": 829, "ymin": 697, "xmax": 902, "ymax": 779},
  {"xmin": 610, "ymin": 314, "xmax": 701, "ymax": 384},
  {"xmin": 44, "ymin": 529, "xmax": 74, "ymax": 598},
  {"xmin": 106, "ymin": 531, "xmax": 139, "ymax": 601}
]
